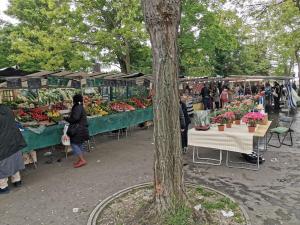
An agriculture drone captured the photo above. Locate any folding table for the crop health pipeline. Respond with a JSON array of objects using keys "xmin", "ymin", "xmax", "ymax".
[{"xmin": 188, "ymin": 121, "xmax": 272, "ymax": 170}]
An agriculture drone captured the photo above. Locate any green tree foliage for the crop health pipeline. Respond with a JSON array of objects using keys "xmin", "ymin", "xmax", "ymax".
[
  {"xmin": 236, "ymin": 0, "xmax": 300, "ymax": 77},
  {"xmin": 74, "ymin": 0, "xmax": 149, "ymax": 73},
  {"xmin": 264, "ymin": 0, "xmax": 300, "ymax": 77},
  {"xmin": 179, "ymin": 0, "xmax": 271, "ymax": 77},
  {"xmin": 6, "ymin": 0, "xmax": 91, "ymax": 72},
  {"xmin": 2, "ymin": 0, "xmax": 298, "ymax": 77},
  {"xmin": 0, "ymin": 22, "xmax": 14, "ymax": 69}
]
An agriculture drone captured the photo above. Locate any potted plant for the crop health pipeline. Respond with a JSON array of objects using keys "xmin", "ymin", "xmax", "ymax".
[
  {"xmin": 194, "ymin": 111, "xmax": 210, "ymax": 131},
  {"xmin": 242, "ymin": 112, "xmax": 265, "ymax": 133},
  {"xmin": 213, "ymin": 114, "xmax": 227, "ymax": 131},
  {"xmin": 224, "ymin": 111, "xmax": 235, "ymax": 128},
  {"xmin": 233, "ymin": 110, "xmax": 244, "ymax": 125}
]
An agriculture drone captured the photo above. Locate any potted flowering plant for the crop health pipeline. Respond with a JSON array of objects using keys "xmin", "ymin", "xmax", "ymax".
[
  {"xmin": 212, "ymin": 114, "xmax": 227, "ymax": 131},
  {"xmin": 242, "ymin": 112, "xmax": 265, "ymax": 133},
  {"xmin": 231, "ymin": 107, "xmax": 247, "ymax": 125},
  {"xmin": 223, "ymin": 111, "xmax": 235, "ymax": 128}
]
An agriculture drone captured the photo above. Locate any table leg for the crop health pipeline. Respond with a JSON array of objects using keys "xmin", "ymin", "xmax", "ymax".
[{"xmin": 192, "ymin": 146, "xmax": 222, "ymax": 166}]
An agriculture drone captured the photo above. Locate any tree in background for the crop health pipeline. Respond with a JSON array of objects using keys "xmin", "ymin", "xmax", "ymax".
[
  {"xmin": 6, "ymin": 0, "xmax": 91, "ymax": 71},
  {"xmin": 0, "ymin": 21, "xmax": 14, "ymax": 69},
  {"xmin": 74, "ymin": 0, "xmax": 149, "ymax": 74},
  {"xmin": 179, "ymin": 0, "xmax": 271, "ymax": 77},
  {"xmin": 235, "ymin": 0, "xmax": 300, "ymax": 78}
]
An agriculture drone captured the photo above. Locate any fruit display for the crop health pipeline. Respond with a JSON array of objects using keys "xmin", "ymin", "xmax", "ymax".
[
  {"xmin": 86, "ymin": 104, "xmax": 108, "ymax": 116},
  {"xmin": 15, "ymin": 108, "xmax": 49, "ymax": 123},
  {"xmin": 29, "ymin": 108, "xmax": 49, "ymax": 122},
  {"xmin": 3, "ymin": 86, "xmax": 151, "ymax": 127},
  {"xmin": 47, "ymin": 110, "xmax": 63, "ymax": 123},
  {"xmin": 15, "ymin": 109, "xmax": 33, "ymax": 123},
  {"xmin": 110, "ymin": 102, "xmax": 135, "ymax": 112},
  {"xmin": 52, "ymin": 102, "xmax": 68, "ymax": 111},
  {"xmin": 128, "ymin": 97, "xmax": 146, "ymax": 109}
]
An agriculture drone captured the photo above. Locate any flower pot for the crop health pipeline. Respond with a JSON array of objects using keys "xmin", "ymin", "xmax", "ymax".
[
  {"xmin": 195, "ymin": 125, "xmax": 210, "ymax": 131},
  {"xmin": 218, "ymin": 125, "xmax": 225, "ymax": 131},
  {"xmin": 235, "ymin": 120, "xmax": 241, "ymax": 125},
  {"xmin": 248, "ymin": 126, "xmax": 256, "ymax": 133},
  {"xmin": 226, "ymin": 123, "xmax": 232, "ymax": 128}
]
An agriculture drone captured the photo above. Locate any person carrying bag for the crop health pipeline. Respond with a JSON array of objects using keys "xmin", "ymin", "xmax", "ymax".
[{"xmin": 65, "ymin": 94, "xmax": 89, "ymax": 168}]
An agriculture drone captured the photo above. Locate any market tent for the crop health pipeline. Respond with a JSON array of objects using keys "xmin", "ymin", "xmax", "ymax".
[{"xmin": 0, "ymin": 67, "xmax": 34, "ymax": 77}]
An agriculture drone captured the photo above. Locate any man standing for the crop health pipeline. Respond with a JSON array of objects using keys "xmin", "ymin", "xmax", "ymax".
[
  {"xmin": 201, "ymin": 83, "xmax": 211, "ymax": 110},
  {"xmin": 273, "ymin": 82, "xmax": 281, "ymax": 111},
  {"xmin": 0, "ymin": 103, "xmax": 27, "ymax": 194},
  {"xmin": 180, "ymin": 97, "xmax": 191, "ymax": 153}
]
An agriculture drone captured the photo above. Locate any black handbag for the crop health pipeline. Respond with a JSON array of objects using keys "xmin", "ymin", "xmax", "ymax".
[
  {"xmin": 67, "ymin": 107, "xmax": 83, "ymax": 137},
  {"xmin": 67, "ymin": 123, "xmax": 79, "ymax": 137}
]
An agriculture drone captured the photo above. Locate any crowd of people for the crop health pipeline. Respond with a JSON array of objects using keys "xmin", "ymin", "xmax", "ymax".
[
  {"xmin": 179, "ymin": 80, "xmax": 299, "ymax": 152},
  {"xmin": 180, "ymin": 80, "xmax": 298, "ymax": 113}
]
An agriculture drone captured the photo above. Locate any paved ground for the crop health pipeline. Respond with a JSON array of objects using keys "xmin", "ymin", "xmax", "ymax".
[{"xmin": 0, "ymin": 111, "xmax": 299, "ymax": 225}]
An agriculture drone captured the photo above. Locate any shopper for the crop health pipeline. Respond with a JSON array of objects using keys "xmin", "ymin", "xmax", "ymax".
[
  {"xmin": 212, "ymin": 85, "xmax": 220, "ymax": 109},
  {"xmin": 179, "ymin": 105, "xmax": 186, "ymax": 152},
  {"xmin": 180, "ymin": 97, "xmax": 191, "ymax": 153},
  {"xmin": 220, "ymin": 88, "xmax": 229, "ymax": 108},
  {"xmin": 265, "ymin": 82, "xmax": 273, "ymax": 113},
  {"xmin": 273, "ymin": 82, "xmax": 281, "ymax": 111},
  {"xmin": 0, "ymin": 104, "xmax": 27, "ymax": 194},
  {"xmin": 201, "ymin": 83, "xmax": 211, "ymax": 110},
  {"xmin": 66, "ymin": 94, "xmax": 89, "ymax": 168}
]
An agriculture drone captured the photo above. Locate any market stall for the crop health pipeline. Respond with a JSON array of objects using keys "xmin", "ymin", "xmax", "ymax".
[
  {"xmin": 0, "ymin": 71, "xmax": 153, "ymax": 157},
  {"xmin": 21, "ymin": 107, "xmax": 153, "ymax": 153},
  {"xmin": 190, "ymin": 95, "xmax": 271, "ymax": 170}
]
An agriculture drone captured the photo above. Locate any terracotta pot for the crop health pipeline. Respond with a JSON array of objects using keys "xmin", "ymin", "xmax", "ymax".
[
  {"xmin": 235, "ymin": 120, "xmax": 241, "ymax": 125},
  {"xmin": 218, "ymin": 125, "xmax": 225, "ymax": 131},
  {"xmin": 248, "ymin": 126, "xmax": 256, "ymax": 133},
  {"xmin": 226, "ymin": 123, "xmax": 232, "ymax": 128}
]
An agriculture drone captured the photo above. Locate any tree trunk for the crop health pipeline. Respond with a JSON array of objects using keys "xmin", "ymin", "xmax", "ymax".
[
  {"xmin": 142, "ymin": 0, "xmax": 186, "ymax": 213},
  {"xmin": 124, "ymin": 40, "xmax": 131, "ymax": 74},
  {"xmin": 117, "ymin": 44, "xmax": 131, "ymax": 74},
  {"xmin": 118, "ymin": 56, "xmax": 129, "ymax": 74}
]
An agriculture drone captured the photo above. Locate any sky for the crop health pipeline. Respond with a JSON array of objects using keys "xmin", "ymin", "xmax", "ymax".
[{"xmin": 0, "ymin": 0, "xmax": 17, "ymax": 23}]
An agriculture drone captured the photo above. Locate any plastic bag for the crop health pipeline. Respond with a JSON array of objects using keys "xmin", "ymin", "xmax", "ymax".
[{"xmin": 61, "ymin": 124, "xmax": 70, "ymax": 146}]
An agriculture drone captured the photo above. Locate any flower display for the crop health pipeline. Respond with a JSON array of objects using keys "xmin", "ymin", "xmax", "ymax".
[
  {"xmin": 212, "ymin": 114, "xmax": 228, "ymax": 125},
  {"xmin": 223, "ymin": 111, "xmax": 235, "ymax": 122},
  {"xmin": 242, "ymin": 112, "xmax": 265, "ymax": 127}
]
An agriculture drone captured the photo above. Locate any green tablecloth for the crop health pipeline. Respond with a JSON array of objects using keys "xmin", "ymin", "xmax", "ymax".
[{"xmin": 21, "ymin": 107, "xmax": 153, "ymax": 153}]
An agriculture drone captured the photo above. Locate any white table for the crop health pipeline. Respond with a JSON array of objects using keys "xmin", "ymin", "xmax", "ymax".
[{"xmin": 188, "ymin": 122, "xmax": 272, "ymax": 170}]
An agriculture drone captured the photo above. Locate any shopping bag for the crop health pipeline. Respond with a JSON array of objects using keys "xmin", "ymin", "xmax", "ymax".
[{"xmin": 61, "ymin": 124, "xmax": 71, "ymax": 146}]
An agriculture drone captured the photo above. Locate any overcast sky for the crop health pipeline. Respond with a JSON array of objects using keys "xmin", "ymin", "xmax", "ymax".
[{"xmin": 0, "ymin": 0, "xmax": 17, "ymax": 23}]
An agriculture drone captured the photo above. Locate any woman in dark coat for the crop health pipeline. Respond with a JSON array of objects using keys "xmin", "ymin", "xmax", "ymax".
[
  {"xmin": 0, "ymin": 104, "xmax": 27, "ymax": 194},
  {"xmin": 66, "ymin": 94, "xmax": 89, "ymax": 168},
  {"xmin": 180, "ymin": 97, "xmax": 190, "ymax": 153}
]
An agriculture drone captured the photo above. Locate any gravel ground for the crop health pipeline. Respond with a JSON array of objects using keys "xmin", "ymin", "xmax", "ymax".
[{"xmin": 0, "ymin": 111, "xmax": 299, "ymax": 225}]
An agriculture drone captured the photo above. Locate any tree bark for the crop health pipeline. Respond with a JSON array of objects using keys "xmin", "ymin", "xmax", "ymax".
[
  {"xmin": 142, "ymin": 0, "xmax": 186, "ymax": 213},
  {"xmin": 117, "ymin": 56, "xmax": 129, "ymax": 74}
]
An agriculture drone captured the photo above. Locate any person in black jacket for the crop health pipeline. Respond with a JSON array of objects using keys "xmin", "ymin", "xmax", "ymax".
[
  {"xmin": 273, "ymin": 82, "xmax": 281, "ymax": 111},
  {"xmin": 0, "ymin": 104, "xmax": 27, "ymax": 194},
  {"xmin": 180, "ymin": 98, "xmax": 190, "ymax": 153},
  {"xmin": 66, "ymin": 94, "xmax": 89, "ymax": 168}
]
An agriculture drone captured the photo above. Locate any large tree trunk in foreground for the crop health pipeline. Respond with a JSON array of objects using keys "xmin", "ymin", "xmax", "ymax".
[{"xmin": 142, "ymin": 0, "xmax": 186, "ymax": 213}]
